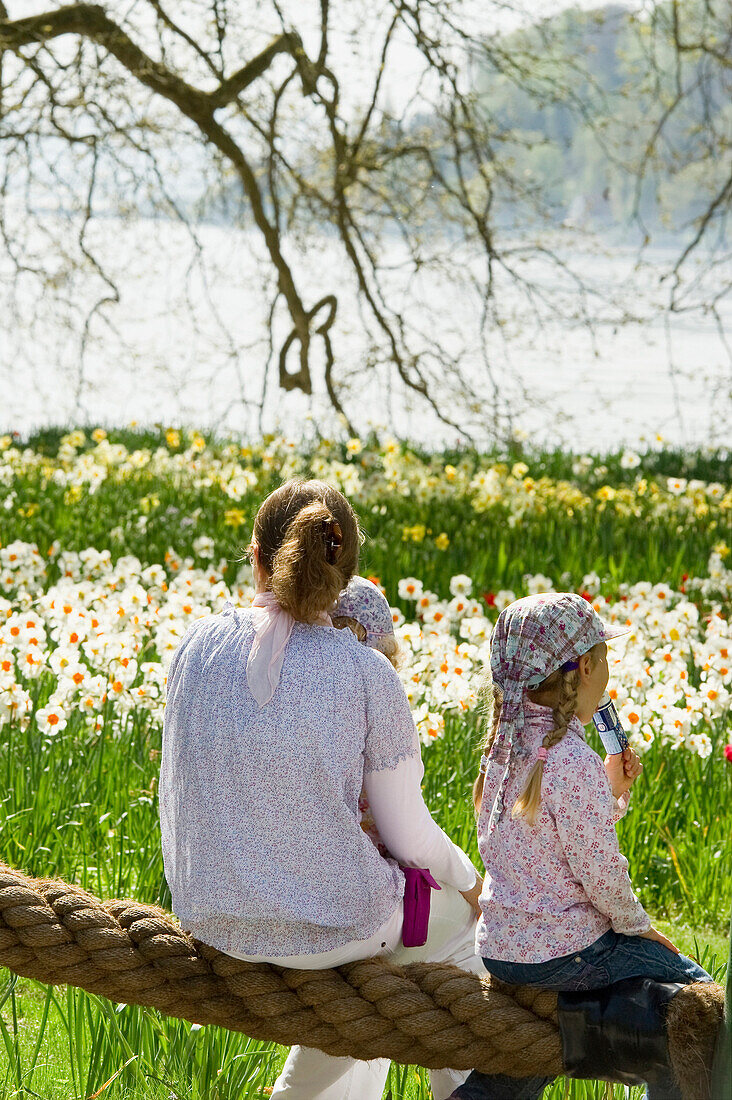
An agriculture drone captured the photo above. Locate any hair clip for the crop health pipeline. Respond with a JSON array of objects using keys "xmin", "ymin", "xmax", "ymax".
[{"xmin": 325, "ymin": 520, "xmax": 343, "ymax": 564}]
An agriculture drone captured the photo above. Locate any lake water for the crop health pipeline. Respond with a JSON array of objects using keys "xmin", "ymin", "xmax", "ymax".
[{"xmin": 3, "ymin": 214, "xmax": 730, "ymax": 451}]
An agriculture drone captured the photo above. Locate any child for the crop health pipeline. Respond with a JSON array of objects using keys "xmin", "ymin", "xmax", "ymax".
[
  {"xmin": 298, "ymin": 573, "xmax": 481, "ymax": 1100},
  {"xmin": 334, "ymin": 574, "xmax": 400, "ymax": 663},
  {"xmin": 334, "ymin": 575, "xmax": 401, "ymax": 855},
  {"xmin": 451, "ymin": 592, "xmax": 712, "ymax": 1100}
]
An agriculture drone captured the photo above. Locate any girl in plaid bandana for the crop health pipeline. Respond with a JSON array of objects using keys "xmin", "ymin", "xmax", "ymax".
[
  {"xmin": 333, "ymin": 574, "xmax": 400, "ymax": 664},
  {"xmin": 333, "ymin": 575, "xmax": 401, "ymax": 854},
  {"xmin": 451, "ymin": 593, "xmax": 712, "ymax": 1100}
]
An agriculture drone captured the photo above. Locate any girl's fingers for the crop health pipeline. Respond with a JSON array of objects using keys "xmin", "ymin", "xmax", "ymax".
[{"xmin": 623, "ymin": 749, "xmax": 642, "ymax": 779}]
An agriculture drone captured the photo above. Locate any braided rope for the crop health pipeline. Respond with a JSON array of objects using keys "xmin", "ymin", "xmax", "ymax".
[{"xmin": 0, "ymin": 863, "xmax": 722, "ymax": 1093}]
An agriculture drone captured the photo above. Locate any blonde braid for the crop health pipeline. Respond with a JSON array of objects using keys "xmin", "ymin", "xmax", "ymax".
[
  {"xmin": 546, "ymin": 668, "xmax": 580, "ymax": 749},
  {"xmin": 484, "ymin": 683, "xmax": 504, "ymax": 754},
  {"xmin": 472, "ymin": 683, "xmax": 503, "ymax": 814},
  {"xmin": 512, "ymin": 668, "xmax": 580, "ymax": 826}
]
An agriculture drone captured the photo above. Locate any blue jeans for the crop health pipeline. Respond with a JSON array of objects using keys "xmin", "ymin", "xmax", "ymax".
[{"xmin": 451, "ymin": 929, "xmax": 712, "ymax": 1100}]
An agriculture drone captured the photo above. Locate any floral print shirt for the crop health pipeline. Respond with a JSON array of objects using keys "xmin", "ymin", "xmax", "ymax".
[
  {"xmin": 476, "ymin": 698, "xmax": 650, "ymax": 963},
  {"xmin": 160, "ymin": 604, "xmax": 473, "ymax": 958}
]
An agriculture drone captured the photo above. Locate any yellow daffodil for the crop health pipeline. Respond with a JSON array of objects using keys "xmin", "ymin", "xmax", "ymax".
[{"xmin": 224, "ymin": 508, "xmax": 246, "ymax": 527}]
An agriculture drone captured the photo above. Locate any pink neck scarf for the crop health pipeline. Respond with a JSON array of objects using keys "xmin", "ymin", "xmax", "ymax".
[{"xmin": 246, "ymin": 592, "xmax": 332, "ymax": 706}]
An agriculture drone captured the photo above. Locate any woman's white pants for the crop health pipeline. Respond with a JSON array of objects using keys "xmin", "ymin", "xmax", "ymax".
[{"xmin": 269, "ymin": 883, "xmax": 482, "ymax": 1099}]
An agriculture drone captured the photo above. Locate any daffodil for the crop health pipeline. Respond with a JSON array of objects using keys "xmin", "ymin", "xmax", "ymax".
[{"xmin": 224, "ymin": 508, "xmax": 246, "ymax": 527}]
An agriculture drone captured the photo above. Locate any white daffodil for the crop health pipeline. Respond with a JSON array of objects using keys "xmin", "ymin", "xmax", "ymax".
[
  {"xmin": 397, "ymin": 577, "xmax": 423, "ymax": 601},
  {"xmin": 449, "ymin": 574, "xmax": 473, "ymax": 598},
  {"xmin": 35, "ymin": 703, "xmax": 68, "ymax": 736}
]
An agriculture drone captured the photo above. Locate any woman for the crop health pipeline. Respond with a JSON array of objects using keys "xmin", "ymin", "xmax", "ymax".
[{"xmin": 159, "ymin": 479, "xmax": 483, "ymax": 1099}]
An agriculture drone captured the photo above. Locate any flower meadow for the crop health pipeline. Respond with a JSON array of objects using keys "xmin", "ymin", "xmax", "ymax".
[{"xmin": 0, "ymin": 428, "xmax": 730, "ymax": 1100}]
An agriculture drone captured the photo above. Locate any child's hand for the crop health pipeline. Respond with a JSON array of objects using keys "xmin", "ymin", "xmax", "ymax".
[
  {"xmin": 460, "ymin": 871, "xmax": 484, "ymax": 918},
  {"xmin": 604, "ymin": 747, "xmax": 643, "ymax": 800},
  {"xmin": 639, "ymin": 925, "xmax": 680, "ymax": 954}
]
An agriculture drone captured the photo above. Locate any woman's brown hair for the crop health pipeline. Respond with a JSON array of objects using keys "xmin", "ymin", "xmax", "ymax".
[{"xmin": 251, "ymin": 479, "xmax": 360, "ymax": 623}]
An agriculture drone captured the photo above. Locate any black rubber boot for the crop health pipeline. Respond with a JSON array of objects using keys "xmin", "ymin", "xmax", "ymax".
[{"xmin": 558, "ymin": 976, "xmax": 685, "ymax": 1092}]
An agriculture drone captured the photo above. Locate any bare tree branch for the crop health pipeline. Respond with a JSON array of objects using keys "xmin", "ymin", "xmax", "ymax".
[{"xmin": 0, "ymin": 0, "xmax": 729, "ymax": 440}]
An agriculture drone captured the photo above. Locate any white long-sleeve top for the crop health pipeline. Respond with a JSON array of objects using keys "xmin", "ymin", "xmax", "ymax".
[
  {"xmin": 160, "ymin": 603, "xmax": 474, "ymax": 959},
  {"xmin": 363, "ymin": 756, "xmax": 475, "ymax": 883}
]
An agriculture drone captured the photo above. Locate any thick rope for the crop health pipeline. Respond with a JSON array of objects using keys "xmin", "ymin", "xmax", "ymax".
[{"xmin": 0, "ymin": 863, "xmax": 722, "ymax": 1095}]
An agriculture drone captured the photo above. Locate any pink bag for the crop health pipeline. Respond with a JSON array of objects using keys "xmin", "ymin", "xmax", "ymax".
[{"xmin": 400, "ymin": 867, "xmax": 441, "ymax": 948}]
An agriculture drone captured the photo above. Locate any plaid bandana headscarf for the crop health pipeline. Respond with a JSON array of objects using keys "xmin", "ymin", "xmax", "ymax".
[
  {"xmin": 483, "ymin": 592, "xmax": 629, "ymax": 829},
  {"xmin": 335, "ymin": 576, "xmax": 395, "ymax": 653}
]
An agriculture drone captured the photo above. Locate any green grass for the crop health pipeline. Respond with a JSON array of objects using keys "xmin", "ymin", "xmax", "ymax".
[
  {"xmin": 5, "ymin": 427, "xmax": 730, "ymax": 601},
  {"xmin": 0, "ymin": 429, "xmax": 729, "ymax": 1099},
  {"xmin": 0, "ymin": 706, "xmax": 728, "ymax": 1099}
]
